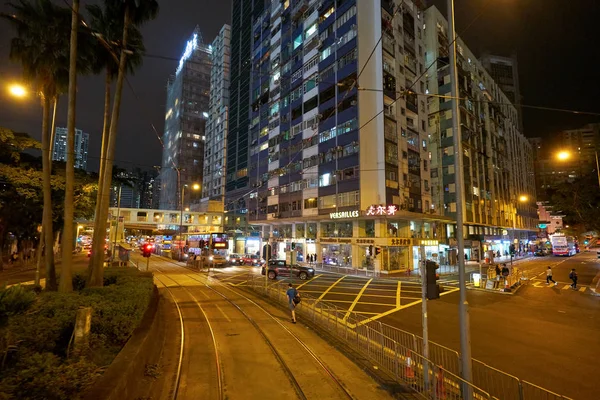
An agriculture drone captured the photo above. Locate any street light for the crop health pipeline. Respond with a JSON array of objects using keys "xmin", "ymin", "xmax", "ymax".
[
  {"xmin": 179, "ymin": 182, "xmax": 200, "ymax": 261},
  {"xmin": 8, "ymin": 83, "xmax": 27, "ymax": 98},
  {"xmin": 555, "ymin": 149, "xmax": 600, "ymax": 189}
]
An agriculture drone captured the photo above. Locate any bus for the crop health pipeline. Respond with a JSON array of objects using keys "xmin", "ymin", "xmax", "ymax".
[{"xmin": 550, "ymin": 235, "xmax": 576, "ymax": 256}]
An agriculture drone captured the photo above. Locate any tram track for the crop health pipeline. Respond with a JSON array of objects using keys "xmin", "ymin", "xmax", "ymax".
[{"xmin": 151, "ymin": 256, "xmax": 355, "ymax": 400}]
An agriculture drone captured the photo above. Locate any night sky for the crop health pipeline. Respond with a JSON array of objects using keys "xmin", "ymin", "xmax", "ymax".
[{"xmin": 0, "ymin": 0, "xmax": 598, "ymax": 173}]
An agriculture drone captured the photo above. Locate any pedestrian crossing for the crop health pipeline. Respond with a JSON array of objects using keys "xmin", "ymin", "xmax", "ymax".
[{"xmin": 531, "ymin": 280, "xmax": 588, "ymax": 292}]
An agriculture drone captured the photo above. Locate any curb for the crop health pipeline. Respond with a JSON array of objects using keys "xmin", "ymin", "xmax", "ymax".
[{"xmin": 467, "ymin": 281, "xmax": 525, "ymax": 296}]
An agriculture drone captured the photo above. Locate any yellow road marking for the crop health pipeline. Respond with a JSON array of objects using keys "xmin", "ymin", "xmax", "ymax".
[
  {"xmin": 233, "ymin": 280, "xmax": 248, "ymax": 286},
  {"xmin": 215, "ymin": 303, "xmax": 231, "ymax": 322},
  {"xmin": 532, "ymin": 281, "xmax": 543, "ymax": 287},
  {"xmin": 579, "ymin": 286, "xmax": 586, "ymax": 292},
  {"xmin": 318, "ymin": 276, "xmax": 347, "ymax": 300},
  {"xmin": 219, "ymin": 272, "xmax": 249, "ymax": 282},
  {"xmin": 562, "ymin": 284, "xmax": 571, "ymax": 290},
  {"xmin": 324, "ymin": 299, "xmax": 397, "ymax": 307},
  {"xmin": 295, "ymin": 274, "xmax": 323, "ymax": 289},
  {"xmin": 396, "ymin": 281, "xmax": 401, "ymax": 307},
  {"xmin": 343, "ymin": 279, "xmax": 373, "ymax": 322}
]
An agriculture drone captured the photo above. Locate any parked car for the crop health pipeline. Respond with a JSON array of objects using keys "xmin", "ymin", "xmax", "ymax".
[
  {"xmin": 261, "ymin": 260, "xmax": 315, "ymax": 280},
  {"xmin": 243, "ymin": 254, "xmax": 264, "ymax": 266},
  {"xmin": 227, "ymin": 253, "xmax": 243, "ymax": 265}
]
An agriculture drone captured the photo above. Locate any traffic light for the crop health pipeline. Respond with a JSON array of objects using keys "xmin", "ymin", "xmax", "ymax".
[
  {"xmin": 375, "ymin": 246, "xmax": 382, "ymax": 257},
  {"xmin": 368, "ymin": 245, "xmax": 373, "ymax": 256},
  {"xmin": 291, "ymin": 242, "xmax": 296, "ymax": 250},
  {"xmin": 142, "ymin": 243, "xmax": 152, "ymax": 258},
  {"xmin": 425, "ymin": 260, "xmax": 440, "ymax": 300}
]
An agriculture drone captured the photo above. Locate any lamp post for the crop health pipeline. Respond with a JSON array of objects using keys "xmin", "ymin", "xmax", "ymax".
[
  {"xmin": 179, "ymin": 182, "xmax": 200, "ymax": 261},
  {"xmin": 446, "ymin": 0, "xmax": 472, "ymax": 390}
]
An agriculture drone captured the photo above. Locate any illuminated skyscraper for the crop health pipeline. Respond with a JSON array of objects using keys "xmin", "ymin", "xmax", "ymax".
[{"xmin": 159, "ymin": 27, "xmax": 212, "ymax": 210}]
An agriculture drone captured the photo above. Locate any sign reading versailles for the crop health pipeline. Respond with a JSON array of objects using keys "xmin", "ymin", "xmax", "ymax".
[{"xmin": 329, "ymin": 210, "xmax": 360, "ymax": 219}]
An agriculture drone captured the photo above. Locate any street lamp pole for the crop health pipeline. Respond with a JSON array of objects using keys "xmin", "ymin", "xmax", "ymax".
[
  {"xmin": 447, "ymin": 0, "xmax": 473, "ymax": 391},
  {"xmin": 180, "ymin": 183, "xmax": 186, "ymax": 262}
]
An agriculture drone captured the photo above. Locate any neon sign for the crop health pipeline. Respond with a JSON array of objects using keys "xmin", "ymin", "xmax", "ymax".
[
  {"xmin": 329, "ymin": 210, "xmax": 360, "ymax": 219},
  {"xmin": 176, "ymin": 33, "xmax": 198, "ymax": 75},
  {"xmin": 365, "ymin": 204, "xmax": 398, "ymax": 216}
]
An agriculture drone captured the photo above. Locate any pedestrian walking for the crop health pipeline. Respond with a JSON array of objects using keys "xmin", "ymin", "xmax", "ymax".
[
  {"xmin": 286, "ymin": 283, "xmax": 299, "ymax": 324},
  {"xmin": 493, "ymin": 264, "xmax": 501, "ymax": 288},
  {"xmin": 569, "ymin": 268, "xmax": 578, "ymax": 289},
  {"xmin": 546, "ymin": 266, "xmax": 557, "ymax": 285}
]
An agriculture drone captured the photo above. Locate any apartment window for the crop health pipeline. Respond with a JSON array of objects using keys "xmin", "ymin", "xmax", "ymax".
[
  {"xmin": 293, "ymin": 34, "xmax": 303, "ymax": 50},
  {"xmin": 304, "ymin": 55, "xmax": 319, "ymax": 72},
  {"xmin": 291, "ymin": 68, "xmax": 302, "ymax": 81},
  {"xmin": 336, "ymin": 5, "xmax": 356, "ymax": 29},
  {"xmin": 304, "ymin": 198, "xmax": 317, "ymax": 209}
]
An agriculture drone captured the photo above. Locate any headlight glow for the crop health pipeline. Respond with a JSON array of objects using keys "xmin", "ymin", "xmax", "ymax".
[{"xmin": 209, "ymin": 256, "xmax": 214, "ymax": 261}]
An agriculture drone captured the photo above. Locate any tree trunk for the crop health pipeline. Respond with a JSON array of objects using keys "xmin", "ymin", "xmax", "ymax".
[
  {"xmin": 41, "ymin": 95, "xmax": 57, "ymax": 291},
  {"xmin": 88, "ymin": 6, "xmax": 131, "ymax": 287},
  {"xmin": 87, "ymin": 70, "xmax": 112, "ymax": 280},
  {"xmin": 59, "ymin": 0, "xmax": 79, "ymax": 292}
]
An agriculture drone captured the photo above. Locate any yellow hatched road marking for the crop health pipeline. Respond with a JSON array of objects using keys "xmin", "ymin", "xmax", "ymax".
[
  {"xmin": 325, "ymin": 299, "xmax": 394, "ymax": 306},
  {"xmin": 295, "ymin": 274, "xmax": 323, "ymax": 289},
  {"xmin": 396, "ymin": 281, "xmax": 401, "ymax": 307},
  {"xmin": 233, "ymin": 280, "xmax": 248, "ymax": 286},
  {"xmin": 219, "ymin": 272, "xmax": 249, "ymax": 282},
  {"xmin": 318, "ymin": 275, "xmax": 347, "ymax": 300},
  {"xmin": 343, "ymin": 279, "xmax": 373, "ymax": 322}
]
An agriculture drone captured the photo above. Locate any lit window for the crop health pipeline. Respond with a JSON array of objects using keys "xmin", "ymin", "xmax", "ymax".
[
  {"xmin": 305, "ymin": 23, "xmax": 317, "ymax": 38},
  {"xmin": 293, "ymin": 34, "xmax": 303, "ymax": 50}
]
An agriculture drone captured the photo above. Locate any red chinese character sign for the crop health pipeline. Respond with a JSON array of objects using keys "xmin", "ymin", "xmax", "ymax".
[{"xmin": 365, "ymin": 204, "xmax": 399, "ymax": 216}]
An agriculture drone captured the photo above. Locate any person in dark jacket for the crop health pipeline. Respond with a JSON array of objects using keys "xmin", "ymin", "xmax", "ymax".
[{"xmin": 569, "ymin": 269, "xmax": 578, "ymax": 289}]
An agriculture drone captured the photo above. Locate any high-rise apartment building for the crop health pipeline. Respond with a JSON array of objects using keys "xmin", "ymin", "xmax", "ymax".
[
  {"xmin": 225, "ymin": 0, "xmax": 266, "ymax": 205},
  {"xmin": 561, "ymin": 123, "xmax": 600, "ymax": 166},
  {"xmin": 159, "ymin": 27, "xmax": 212, "ymax": 210},
  {"xmin": 221, "ymin": 0, "xmax": 451, "ymax": 271},
  {"xmin": 424, "ymin": 5, "xmax": 537, "ymax": 256},
  {"xmin": 52, "ymin": 127, "xmax": 89, "ymax": 170},
  {"xmin": 202, "ymin": 25, "xmax": 231, "ymax": 202},
  {"xmin": 480, "ymin": 52, "xmax": 523, "ymax": 132}
]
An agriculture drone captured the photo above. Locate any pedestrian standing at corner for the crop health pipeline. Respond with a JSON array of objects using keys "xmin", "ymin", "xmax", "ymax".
[
  {"xmin": 286, "ymin": 283, "xmax": 299, "ymax": 324},
  {"xmin": 546, "ymin": 266, "xmax": 557, "ymax": 285},
  {"xmin": 569, "ymin": 268, "xmax": 578, "ymax": 289}
]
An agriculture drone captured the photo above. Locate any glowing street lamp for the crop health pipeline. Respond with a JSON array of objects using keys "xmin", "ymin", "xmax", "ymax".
[
  {"xmin": 556, "ymin": 151, "xmax": 571, "ymax": 161},
  {"xmin": 518, "ymin": 195, "xmax": 528, "ymax": 203},
  {"xmin": 8, "ymin": 83, "xmax": 27, "ymax": 98}
]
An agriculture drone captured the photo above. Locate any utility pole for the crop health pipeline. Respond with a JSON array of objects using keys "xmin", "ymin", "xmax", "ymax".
[
  {"xmin": 447, "ymin": 0, "xmax": 473, "ymax": 393},
  {"xmin": 420, "ymin": 245, "xmax": 430, "ymax": 391}
]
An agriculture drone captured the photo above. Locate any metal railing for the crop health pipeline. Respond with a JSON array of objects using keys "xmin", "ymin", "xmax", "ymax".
[
  {"xmin": 313, "ymin": 263, "xmax": 381, "ymax": 278},
  {"xmin": 245, "ymin": 275, "xmax": 572, "ymax": 400}
]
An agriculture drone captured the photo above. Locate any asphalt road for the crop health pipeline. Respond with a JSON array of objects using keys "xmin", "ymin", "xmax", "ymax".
[{"xmin": 206, "ymin": 253, "xmax": 599, "ymax": 399}]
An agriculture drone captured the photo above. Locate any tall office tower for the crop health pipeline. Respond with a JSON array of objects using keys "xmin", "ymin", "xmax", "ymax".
[
  {"xmin": 225, "ymin": 0, "xmax": 266, "ymax": 211},
  {"xmin": 480, "ymin": 52, "xmax": 523, "ymax": 133},
  {"xmin": 224, "ymin": 0, "xmax": 445, "ymax": 272},
  {"xmin": 52, "ymin": 127, "xmax": 89, "ymax": 170},
  {"xmin": 159, "ymin": 27, "xmax": 212, "ymax": 210},
  {"xmin": 424, "ymin": 5, "xmax": 537, "ymax": 257},
  {"xmin": 202, "ymin": 25, "xmax": 231, "ymax": 204}
]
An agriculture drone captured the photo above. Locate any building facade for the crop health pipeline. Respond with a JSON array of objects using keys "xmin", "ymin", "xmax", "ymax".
[
  {"xmin": 159, "ymin": 27, "xmax": 212, "ymax": 210},
  {"xmin": 480, "ymin": 52, "xmax": 523, "ymax": 132},
  {"xmin": 52, "ymin": 127, "xmax": 89, "ymax": 170},
  {"xmin": 221, "ymin": 0, "xmax": 452, "ymax": 272},
  {"xmin": 202, "ymin": 25, "xmax": 231, "ymax": 202},
  {"xmin": 424, "ymin": 5, "xmax": 537, "ymax": 258}
]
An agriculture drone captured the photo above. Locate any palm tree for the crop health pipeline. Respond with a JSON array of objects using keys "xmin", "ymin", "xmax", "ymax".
[
  {"xmin": 85, "ymin": 0, "xmax": 146, "ymax": 285},
  {"xmin": 2, "ymin": 0, "xmax": 74, "ymax": 291},
  {"xmin": 86, "ymin": 0, "xmax": 158, "ymax": 287}
]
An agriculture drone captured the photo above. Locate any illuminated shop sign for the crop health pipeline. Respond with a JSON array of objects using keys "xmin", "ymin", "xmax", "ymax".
[
  {"xmin": 176, "ymin": 33, "xmax": 198, "ymax": 75},
  {"xmin": 329, "ymin": 210, "xmax": 360, "ymax": 219},
  {"xmin": 365, "ymin": 204, "xmax": 398, "ymax": 216}
]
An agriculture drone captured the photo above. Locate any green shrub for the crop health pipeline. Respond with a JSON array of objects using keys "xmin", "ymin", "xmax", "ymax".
[
  {"xmin": 0, "ymin": 285, "xmax": 36, "ymax": 327},
  {"xmin": 0, "ymin": 267, "xmax": 154, "ymax": 399}
]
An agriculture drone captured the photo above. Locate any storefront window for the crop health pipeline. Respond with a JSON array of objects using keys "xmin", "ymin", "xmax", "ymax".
[
  {"xmin": 307, "ymin": 223, "xmax": 317, "ymax": 239},
  {"xmin": 362, "ymin": 220, "xmax": 375, "ymax": 237},
  {"xmin": 296, "ymin": 223, "xmax": 305, "ymax": 238},
  {"xmin": 280, "ymin": 224, "xmax": 292, "ymax": 238},
  {"xmin": 321, "ymin": 222, "xmax": 335, "ymax": 237},
  {"xmin": 382, "ymin": 246, "xmax": 409, "ymax": 271},
  {"xmin": 321, "ymin": 244, "xmax": 352, "ymax": 267}
]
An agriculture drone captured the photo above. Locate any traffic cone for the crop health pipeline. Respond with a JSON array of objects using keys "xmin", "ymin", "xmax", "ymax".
[
  {"xmin": 436, "ymin": 369, "xmax": 447, "ymax": 399},
  {"xmin": 405, "ymin": 351, "xmax": 415, "ymax": 380}
]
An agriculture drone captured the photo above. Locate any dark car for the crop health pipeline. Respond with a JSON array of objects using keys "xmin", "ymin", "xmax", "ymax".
[
  {"xmin": 261, "ymin": 260, "xmax": 315, "ymax": 280},
  {"xmin": 534, "ymin": 249, "xmax": 546, "ymax": 256}
]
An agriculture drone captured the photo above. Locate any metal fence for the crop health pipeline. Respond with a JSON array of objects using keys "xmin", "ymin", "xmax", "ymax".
[
  {"xmin": 312, "ymin": 262, "xmax": 381, "ymax": 278},
  {"xmin": 245, "ymin": 275, "xmax": 572, "ymax": 400}
]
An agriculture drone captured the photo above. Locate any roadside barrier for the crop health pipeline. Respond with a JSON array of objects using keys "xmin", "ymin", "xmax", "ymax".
[{"xmin": 246, "ymin": 275, "xmax": 572, "ymax": 400}]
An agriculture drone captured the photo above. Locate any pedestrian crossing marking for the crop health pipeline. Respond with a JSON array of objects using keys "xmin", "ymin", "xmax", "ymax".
[
  {"xmin": 532, "ymin": 281, "xmax": 543, "ymax": 287},
  {"xmin": 562, "ymin": 284, "xmax": 571, "ymax": 290},
  {"xmin": 579, "ymin": 286, "xmax": 586, "ymax": 292}
]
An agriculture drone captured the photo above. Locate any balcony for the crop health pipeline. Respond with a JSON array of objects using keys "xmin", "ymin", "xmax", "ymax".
[{"xmin": 382, "ymin": 34, "xmax": 395, "ymax": 56}]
